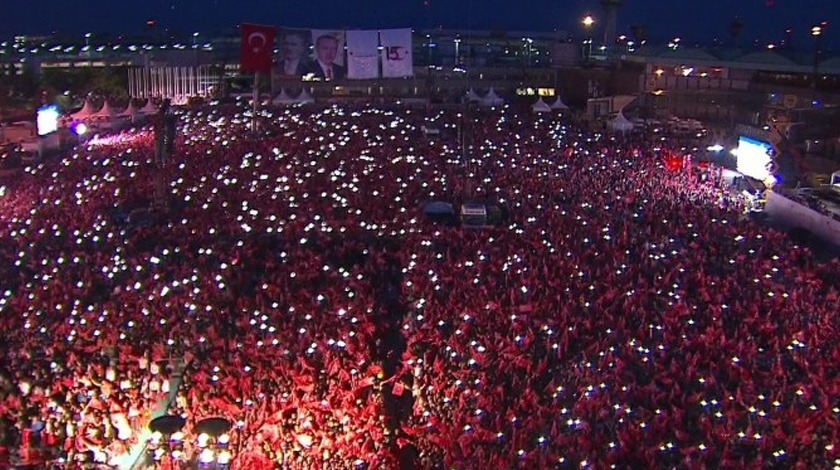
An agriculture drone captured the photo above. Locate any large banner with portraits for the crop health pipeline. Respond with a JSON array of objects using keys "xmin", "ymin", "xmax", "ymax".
[
  {"xmin": 277, "ymin": 28, "xmax": 313, "ymax": 77},
  {"xmin": 309, "ymin": 30, "xmax": 346, "ymax": 80},
  {"xmin": 379, "ymin": 29, "xmax": 414, "ymax": 78},
  {"xmin": 345, "ymin": 30, "xmax": 380, "ymax": 80},
  {"xmin": 275, "ymin": 27, "xmax": 412, "ymax": 80}
]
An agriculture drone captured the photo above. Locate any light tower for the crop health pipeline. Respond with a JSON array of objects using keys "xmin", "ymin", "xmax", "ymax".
[{"xmin": 601, "ymin": 0, "xmax": 623, "ymax": 59}]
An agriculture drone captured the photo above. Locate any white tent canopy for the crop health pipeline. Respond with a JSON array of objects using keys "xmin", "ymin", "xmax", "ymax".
[
  {"xmin": 531, "ymin": 97, "xmax": 552, "ymax": 113},
  {"xmin": 119, "ymin": 100, "xmax": 139, "ymax": 117},
  {"xmin": 607, "ymin": 112, "xmax": 635, "ymax": 133},
  {"xmin": 466, "ymin": 88, "xmax": 482, "ymax": 102},
  {"xmin": 480, "ymin": 87, "xmax": 504, "ymax": 107},
  {"xmin": 550, "ymin": 95, "xmax": 569, "ymax": 110},
  {"xmin": 141, "ymin": 99, "xmax": 158, "ymax": 114},
  {"xmin": 70, "ymin": 100, "xmax": 98, "ymax": 120},
  {"xmin": 296, "ymin": 89, "xmax": 315, "ymax": 104},
  {"xmin": 272, "ymin": 89, "xmax": 295, "ymax": 106},
  {"xmin": 91, "ymin": 101, "xmax": 119, "ymax": 119}
]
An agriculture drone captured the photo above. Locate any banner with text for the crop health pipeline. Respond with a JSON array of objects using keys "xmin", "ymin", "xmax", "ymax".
[
  {"xmin": 346, "ymin": 30, "xmax": 380, "ymax": 80},
  {"xmin": 379, "ymin": 28, "xmax": 413, "ymax": 78}
]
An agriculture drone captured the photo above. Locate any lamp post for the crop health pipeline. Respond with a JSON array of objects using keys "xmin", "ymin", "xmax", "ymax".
[
  {"xmin": 582, "ymin": 15, "xmax": 595, "ymax": 61},
  {"xmin": 811, "ymin": 22, "xmax": 826, "ymax": 96}
]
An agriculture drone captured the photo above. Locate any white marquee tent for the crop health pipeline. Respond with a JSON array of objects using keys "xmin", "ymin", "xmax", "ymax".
[
  {"xmin": 272, "ymin": 89, "xmax": 295, "ymax": 106},
  {"xmin": 532, "ymin": 97, "xmax": 552, "ymax": 113},
  {"xmin": 141, "ymin": 99, "xmax": 159, "ymax": 114},
  {"xmin": 296, "ymin": 89, "xmax": 315, "ymax": 104},
  {"xmin": 119, "ymin": 100, "xmax": 139, "ymax": 118},
  {"xmin": 480, "ymin": 88, "xmax": 504, "ymax": 107},
  {"xmin": 70, "ymin": 100, "xmax": 98, "ymax": 120},
  {"xmin": 91, "ymin": 101, "xmax": 119, "ymax": 120},
  {"xmin": 607, "ymin": 112, "xmax": 635, "ymax": 133},
  {"xmin": 550, "ymin": 95, "xmax": 569, "ymax": 110}
]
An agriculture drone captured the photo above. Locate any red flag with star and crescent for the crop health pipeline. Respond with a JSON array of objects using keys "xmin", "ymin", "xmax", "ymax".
[{"xmin": 240, "ymin": 23, "xmax": 276, "ymax": 74}]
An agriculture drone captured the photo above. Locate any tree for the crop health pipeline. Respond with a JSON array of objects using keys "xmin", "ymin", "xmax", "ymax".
[{"xmin": 40, "ymin": 66, "xmax": 129, "ymax": 103}]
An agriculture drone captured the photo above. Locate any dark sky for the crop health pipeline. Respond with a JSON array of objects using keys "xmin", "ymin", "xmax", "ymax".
[{"xmin": 1, "ymin": 0, "xmax": 836, "ymax": 47}]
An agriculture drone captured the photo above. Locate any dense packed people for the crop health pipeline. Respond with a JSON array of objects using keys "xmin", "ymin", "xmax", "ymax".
[{"xmin": 0, "ymin": 99, "xmax": 838, "ymax": 469}]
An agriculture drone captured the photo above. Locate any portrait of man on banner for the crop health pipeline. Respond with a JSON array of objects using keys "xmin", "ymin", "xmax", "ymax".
[
  {"xmin": 306, "ymin": 30, "xmax": 346, "ymax": 80},
  {"xmin": 277, "ymin": 28, "xmax": 314, "ymax": 77}
]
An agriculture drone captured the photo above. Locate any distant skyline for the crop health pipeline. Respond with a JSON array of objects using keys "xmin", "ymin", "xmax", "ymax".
[{"xmin": 2, "ymin": 0, "xmax": 836, "ymax": 48}]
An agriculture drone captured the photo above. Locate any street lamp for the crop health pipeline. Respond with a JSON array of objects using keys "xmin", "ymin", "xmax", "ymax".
[
  {"xmin": 811, "ymin": 22, "xmax": 826, "ymax": 95},
  {"xmin": 582, "ymin": 15, "xmax": 595, "ymax": 61}
]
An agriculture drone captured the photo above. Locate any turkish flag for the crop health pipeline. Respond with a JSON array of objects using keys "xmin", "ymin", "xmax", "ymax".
[{"xmin": 240, "ymin": 23, "xmax": 276, "ymax": 73}]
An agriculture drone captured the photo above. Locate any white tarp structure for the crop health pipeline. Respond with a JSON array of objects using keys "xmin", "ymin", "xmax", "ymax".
[
  {"xmin": 480, "ymin": 88, "xmax": 504, "ymax": 107},
  {"xmin": 91, "ymin": 101, "xmax": 119, "ymax": 119},
  {"xmin": 272, "ymin": 89, "xmax": 295, "ymax": 106},
  {"xmin": 70, "ymin": 100, "xmax": 98, "ymax": 120},
  {"xmin": 141, "ymin": 99, "xmax": 159, "ymax": 114},
  {"xmin": 119, "ymin": 101, "xmax": 139, "ymax": 118},
  {"xmin": 532, "ymin": 97, "xmax": 552, "ymax": 113},
  {"xmin": 379, "ymin": 29, "xmax": 414, "ymax": 78},
  {"xmin": 550, "ymin": 95, "xmax": 569, "ymax": 110},
  {"xmin": 607, "ymin": 112, "xmax": 635, "ymax": 133},
  {"xmin": 296, "ymin": 89, "xmax": 315, "ymax": 104},
  {"xmin": 346, "ymin": 30, "xmax": 380, "ymax": 79},
  {"xmin": 466, "ymin": 88, "xmax": 482, "ymax": 102}
]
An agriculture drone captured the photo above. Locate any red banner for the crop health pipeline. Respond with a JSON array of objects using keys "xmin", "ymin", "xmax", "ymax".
[{"xmin": 240, "ymin": 23, "xmax": 276, "ymax": 74}]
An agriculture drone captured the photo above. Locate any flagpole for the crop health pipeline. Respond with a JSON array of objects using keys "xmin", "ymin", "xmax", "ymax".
[{"xmin": 252, "ymin": 72, "xmax": 259, "ymax": 132}]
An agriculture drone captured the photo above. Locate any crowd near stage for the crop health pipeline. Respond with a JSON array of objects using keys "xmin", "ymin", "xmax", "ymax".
[{"xmin": 0, "ymin": 100, "xmax": 839, "ymax": 469}]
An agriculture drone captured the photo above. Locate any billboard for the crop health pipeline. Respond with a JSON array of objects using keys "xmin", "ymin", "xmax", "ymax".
[{"xmin": 736, "ymin": 136, "xmax": 774, "ymax": 180}]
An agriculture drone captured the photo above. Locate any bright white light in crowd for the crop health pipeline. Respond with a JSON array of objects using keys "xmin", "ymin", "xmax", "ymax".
[
  {"xmin": 199, "ymin": 449, "xmax": 214, "ymax": 464},
  {"xmin": 706, "ymin": 144, "xmax": 723, "ymax": 152},
  {"xmin": 74, "ymin": 122, "xmax": 88, "ymax": 136},
  {"xmin": 735, "ymin": 136, "xmax": 773, "ymax": 180}
]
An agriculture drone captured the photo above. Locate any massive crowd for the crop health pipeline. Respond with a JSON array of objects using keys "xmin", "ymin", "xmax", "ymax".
[{"xmin": 0, "ymin": 100, "xmax": 838, "ymax": 469}]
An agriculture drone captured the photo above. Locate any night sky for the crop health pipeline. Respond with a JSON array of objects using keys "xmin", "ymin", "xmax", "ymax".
[{"xmin": 1, "ymin": 0, "xmax": 836, "ymax": 47}]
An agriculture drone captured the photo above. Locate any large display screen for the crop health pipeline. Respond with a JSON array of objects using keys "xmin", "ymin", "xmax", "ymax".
[
  {"xmin": 37, "ymin": 105, "xmax": 60, "ymax": 136},
  {"xmin": 736, "ymin": 136, "xmax": 773, "ymax": 180}
]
